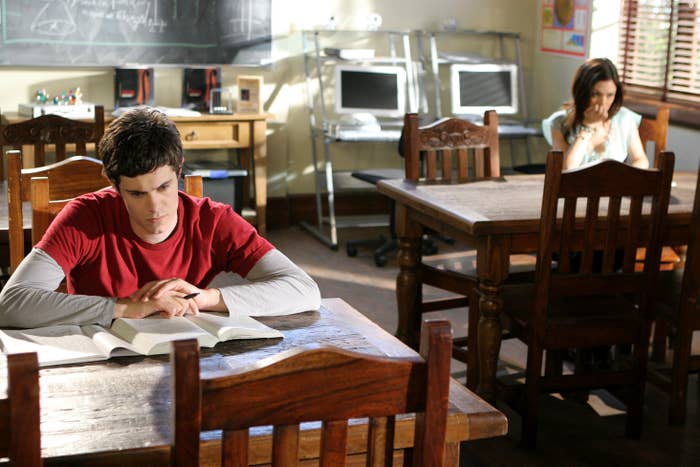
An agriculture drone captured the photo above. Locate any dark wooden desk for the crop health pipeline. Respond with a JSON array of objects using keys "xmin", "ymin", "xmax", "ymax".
[
  {"xmin": 0, "ymin": 298, "xmax": 506, "ymax": 466},
  {"xmin": 378, "ymin": 172, "xmax": 697, "ymax": 402},
  {"xmin": 1, "ymin": 112, "xmax": 270, "ymax": 235}
]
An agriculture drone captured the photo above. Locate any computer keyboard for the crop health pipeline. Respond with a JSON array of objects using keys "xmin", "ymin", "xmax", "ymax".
[{"xmin": 333, "ymin": 128, "xmax": 402, "ymax": 142}]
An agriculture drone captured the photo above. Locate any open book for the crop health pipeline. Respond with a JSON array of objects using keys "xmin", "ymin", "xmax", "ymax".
[{"xmin": 0, "ymin": 312, "xmax": 282, "ymax": 367}]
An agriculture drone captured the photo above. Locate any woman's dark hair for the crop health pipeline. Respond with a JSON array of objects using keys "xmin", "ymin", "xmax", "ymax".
[
  {"xmin": 563, "ymin": 58, "xmax": 624, "ymax": 140},
  {"xmin": 99, "ymin": 107, "xmax": 183, "ymax": 187}
]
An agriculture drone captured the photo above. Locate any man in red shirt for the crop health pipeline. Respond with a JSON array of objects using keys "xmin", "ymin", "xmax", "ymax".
[{"xmin": 0, "ymin": 107, "xmax": 320, "ymax": 328}]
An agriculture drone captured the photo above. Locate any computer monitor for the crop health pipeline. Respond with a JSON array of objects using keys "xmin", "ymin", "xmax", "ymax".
[
  {"xmin": 334, "ymin": 65, "xmax": 406, "ymax": 118},
  {"xmin": 450, "ymin": 63, "xmax": 518, "ymax": 116}
]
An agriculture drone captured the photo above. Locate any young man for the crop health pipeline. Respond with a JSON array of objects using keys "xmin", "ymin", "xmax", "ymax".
[{"xmin": 0, "ymin": 107, "xmax": 320, "ymax": 328}]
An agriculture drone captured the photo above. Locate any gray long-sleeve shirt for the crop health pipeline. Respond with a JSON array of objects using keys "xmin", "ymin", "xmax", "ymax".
[{"xmin": 0, "ymin": 248, "xmax": 321, "ymax": 328}]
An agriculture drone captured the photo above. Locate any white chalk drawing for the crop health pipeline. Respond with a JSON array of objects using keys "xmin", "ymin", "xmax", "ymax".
[{"xmin": 30, "ymin": 2, "xmax": 77, "ymax": 37}]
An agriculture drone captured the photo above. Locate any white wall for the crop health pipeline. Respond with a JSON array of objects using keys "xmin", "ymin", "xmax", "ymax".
[{"xmin": 3, "ymin": 1, "xmax": 691, "ymax": 197}]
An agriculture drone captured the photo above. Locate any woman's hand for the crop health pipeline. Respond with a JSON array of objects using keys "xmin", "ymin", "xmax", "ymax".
[{"xmin": 583, "ymin": 103, "xmax": 608, "ymax": 126}]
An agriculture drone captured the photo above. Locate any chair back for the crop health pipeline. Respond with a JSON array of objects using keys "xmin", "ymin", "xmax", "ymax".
[
  {"xmin": 533, "ymin": 150, "xmax": 674, "ymax": 326},
  {"xmin": 170, "ymin": 319, "xmax": 452, "ymax": 467},
  {"xmin": 638, "ymin": 105, "xmax": 669, "ymax": 165},
  {"xmin": 0, "ymin": 352, "xmax": 42, "ymax": 466},
  {"xmin": 5, "ymin": 151, "xmax": 109, "ymax": 272},
  {"xmin": 30, "ymin": 174, "xmax": 204, "ymax": 246},
  {"xmin": 0, "ymin": 106, "xmax": 105, "ymax": 171},
  {"xmin": 403, "ymin": 111, "xmax": 500, "ymax": 182}
]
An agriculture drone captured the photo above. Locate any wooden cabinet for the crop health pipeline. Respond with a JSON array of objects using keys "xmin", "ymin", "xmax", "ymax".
[{"xmin": 1, "ymin": 111, "xmax": 271, "ymax": 235}]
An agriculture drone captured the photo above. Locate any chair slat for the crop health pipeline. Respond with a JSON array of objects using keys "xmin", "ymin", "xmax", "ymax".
[
  {"xmin": 474, "ymin": 147, "xmax": 485, "ymax": 177},
  {"xmin": 425, "ymin": 150, "xmax": 437, "ymax": 180},
  {"xmin": 603, "ymin": 196, "xmax": 622, "ymax": 273},
  {"xmin": 34, "ymin": 143, "xmax": 45, "ymax": 166},
  {"xmin": 55, "ymin": 142, "xmax": 67, "ymax": 161},
  {"xmin": 581, "ymin": 196, "xmax": 600, "ymax": 274},
  {"xmin": 320, "ymin": 420, "xmax": 348, "ymax": 467},
  {"xmin": 457, "ymin": 148, "xmax": 468, "ymax": 179},
  {"xmin": 559, "ymin": 198, "xmax": 577, "ymax": 273},
  {"xmin": 624, "ymin": 196, "xmax": 643, "ymax": 273},
  {"xmin": 441, "ymin": 150, "xmax": 452, "ymax": 181},
  {"xmin": 367, "ymin": 416, "xmax": 394, "ymax": 467},
  {"xmin": 272, "ymin": 424, "xmax": 299, "ymax": 467},
  {"xmin": 223, "ymin": 430, "xmax": 248, "ymax": 467}
]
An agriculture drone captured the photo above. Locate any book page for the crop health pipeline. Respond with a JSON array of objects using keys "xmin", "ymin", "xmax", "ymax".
[
  {"xmin": 110, "ymin": 316, "xmax": 218, "ymax": 355},
  {"xmin": 81, "ymin": 325, "xmax": 141, "ymax": 358},
  {"xmin": 188, "ymin": 312, "xmax": 283, "ymax": 341},
  {"xmin": 0, "ymin": 326, "xmax": 109, "ymax": 367}
]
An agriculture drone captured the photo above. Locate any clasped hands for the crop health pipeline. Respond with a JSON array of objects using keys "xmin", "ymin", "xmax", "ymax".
[{"xmin": 114, "ymin": 278, "xmax": 221, "ymax": 319}]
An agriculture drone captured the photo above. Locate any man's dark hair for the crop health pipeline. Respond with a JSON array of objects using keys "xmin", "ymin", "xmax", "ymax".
[{"xmin": 99, "ymin": 107, "xmax": 183, "ymax": 187}]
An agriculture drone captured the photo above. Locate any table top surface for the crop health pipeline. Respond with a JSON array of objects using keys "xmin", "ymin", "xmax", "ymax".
[
  {"xmin": 378, "ymin": 171, "xmax": 697, "ymax": 237},
  {"xmin": 1, "ymin": 111, "xmax": 273, "ymax": 124},
  {"xmin": 0, "ymin": 298, "xmax": 506, "ymax": 461}
]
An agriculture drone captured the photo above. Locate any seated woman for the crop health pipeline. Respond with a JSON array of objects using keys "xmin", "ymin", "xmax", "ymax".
[{"xmin": 542, "ymin": 57, "xmax": 649, "ymax": 170}]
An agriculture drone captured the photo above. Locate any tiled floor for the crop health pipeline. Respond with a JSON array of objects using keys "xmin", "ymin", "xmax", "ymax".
[{"xmin": 268, "ymin": 226, "xmax": 700, "ymax": 466}]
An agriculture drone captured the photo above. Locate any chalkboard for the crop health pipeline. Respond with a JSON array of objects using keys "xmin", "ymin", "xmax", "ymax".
[{"xmin": 0, "ymin": 0, "xmax": 271, "ymax": 66}]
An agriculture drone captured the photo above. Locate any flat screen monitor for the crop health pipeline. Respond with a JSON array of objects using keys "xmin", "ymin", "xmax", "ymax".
[
  {"xmin": 334, "ymin": 65, "xmax": 406, "ymax": 117},
  {"xmin": 450, "ymin": 63, "xmax": 518, "ymax": 116}
]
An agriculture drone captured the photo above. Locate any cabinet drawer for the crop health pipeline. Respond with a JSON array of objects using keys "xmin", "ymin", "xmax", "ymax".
[{"xmin": 176, "ymin": 122, "xmax": 250, "ymax": 149}]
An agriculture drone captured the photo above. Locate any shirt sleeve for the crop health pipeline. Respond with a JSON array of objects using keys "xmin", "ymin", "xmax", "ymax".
[
  {"xmin": 0, "ymin": 248, "xmax": 115, "ymax": 328},
  {"xmin": 216, "ymin": 249, "xmax": 321, "ymax": 316},
  {"xmin": 541, "ymin": 109, "xmax": 567, "ymax": 147}
]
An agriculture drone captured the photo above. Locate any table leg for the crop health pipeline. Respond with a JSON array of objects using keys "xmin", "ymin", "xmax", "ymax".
[
  {"xmin": 252, "ymin": 120, "xmax": 267, "ymax": 236},
  {"xmin": 240, "ymin": 120, "xmax": 267, "ymax": 236},
  {"xmin": 395, "ymin": 204, "xmax": 422, "ymax": 348},
  {"xmin": 476, "ymin": 237, "xmax": 509, "ymax": 402}
]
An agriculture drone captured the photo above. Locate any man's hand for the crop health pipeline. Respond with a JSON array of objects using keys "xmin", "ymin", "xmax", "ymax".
[
  {"xmin": 128, "ymin": 278, "xmax": 224, "ymax": 312},
  {"xmin": 113, "ymin": 293, "xmax": 199, "ymax": 319}
]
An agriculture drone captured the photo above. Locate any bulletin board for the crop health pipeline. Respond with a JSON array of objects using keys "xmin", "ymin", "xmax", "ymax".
[{"xmin": 540, "ymin": 0, "xmax": 591, "ymax": 57}]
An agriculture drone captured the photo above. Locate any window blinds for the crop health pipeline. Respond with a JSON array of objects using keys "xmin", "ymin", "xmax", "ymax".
[{"xmin": 619, "ymin": 0, "xmax": 700, "ymax": 104}]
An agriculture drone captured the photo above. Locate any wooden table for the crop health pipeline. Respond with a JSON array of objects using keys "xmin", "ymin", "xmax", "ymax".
[
  {"xmin": 378, "ymin": 172, "xmax": 697, "ymax": 402},
  {"xmin": 0, "ymin": 298, "xmax": 506, "ymax": 466},
  {"xmin": 1, "ymin": 112, "xmax": 271, "ymax": 236}
]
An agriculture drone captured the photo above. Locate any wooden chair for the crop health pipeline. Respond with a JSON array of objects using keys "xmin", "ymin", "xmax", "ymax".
[
  {"xmin": 4, "ymin": 150, "xmax": 109, "ymax": 272},
  {"xmin": 30, "ymin": 174, "xmax": 204, "ymax": 246},
  {"xmin": 0, "ymin": 106, "xmax": 105, "ymax": 180},
  {"xmin": 0, "ymin": 352, "xmax": 42, "ymax": 466},
  {"xmin": 647, "ymin": 163, "xmax": 700, "ymax": 425},
  {"xmin": 499, "ymin": 150, "xmax": 674, "ymax": 447},
  {"xmin": 638, "ymin": 104, "xmax": 669, "ymax": 165},
  {"xmin": 170, "ymin": 319, "xmax": 452, "ymax": 467},
  {"xmin": 402, "ymin": 111, "xmax": 499, "ymax": 389}
]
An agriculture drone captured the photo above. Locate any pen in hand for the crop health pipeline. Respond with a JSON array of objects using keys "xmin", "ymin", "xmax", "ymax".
[{"xmin": 182, "ymin": 292, "xmax": 200, "ymax": 300}]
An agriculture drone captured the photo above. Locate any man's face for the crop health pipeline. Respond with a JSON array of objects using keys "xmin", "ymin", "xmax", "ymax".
[{"xmin": 117, "ymin": 165, "xmax": 180, "ymax": 244}]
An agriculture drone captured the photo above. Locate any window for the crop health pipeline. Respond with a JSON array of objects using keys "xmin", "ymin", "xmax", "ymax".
[{"xmin": 619, "ymin": 0, "xmax": 700, "ymax": 106}]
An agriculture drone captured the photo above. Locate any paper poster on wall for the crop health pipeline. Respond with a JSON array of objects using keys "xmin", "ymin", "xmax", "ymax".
[{"xmin": 540, "ymin": 0, "xmax": 591, "ymax": 57}]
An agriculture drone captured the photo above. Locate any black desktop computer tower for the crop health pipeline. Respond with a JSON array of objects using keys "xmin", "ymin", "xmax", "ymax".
[
  {"xmin": 114, "ymin": 68, "xmax": 154, "ymax": 108},
  {"xmin": 182, "ymin": 67, "xmax": 221, "ymax": 111}
]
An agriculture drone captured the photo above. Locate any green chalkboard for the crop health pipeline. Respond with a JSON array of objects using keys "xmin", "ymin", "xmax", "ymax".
[{"xmin": 0, "ymin": 0, "xmax": 271, "ymax": 66}]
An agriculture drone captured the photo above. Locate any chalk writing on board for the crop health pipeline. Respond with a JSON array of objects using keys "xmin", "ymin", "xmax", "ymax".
[{"xmin": 0, "ymin": 0, "xmax": 272, "ymax": 65}]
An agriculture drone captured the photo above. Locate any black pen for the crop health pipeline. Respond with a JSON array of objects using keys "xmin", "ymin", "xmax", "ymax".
[{"xmin": 182, "ymin": 292, "xmax": 199, "ymax": 300}]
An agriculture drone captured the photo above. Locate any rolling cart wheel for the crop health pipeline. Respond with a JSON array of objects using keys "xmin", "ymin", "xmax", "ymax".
[
  {"xmin": 374, "ymin": 254, "xmax": 388, "ymax": 267},
  {"xmin": 346, "ymin": 245, "xmax": 358, "ymax": 257}
]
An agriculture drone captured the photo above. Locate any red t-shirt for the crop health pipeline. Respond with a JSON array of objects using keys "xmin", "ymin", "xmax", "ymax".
[{"xmin": 36, "ymin": 189, "xmax": 273, "ymax": 298}]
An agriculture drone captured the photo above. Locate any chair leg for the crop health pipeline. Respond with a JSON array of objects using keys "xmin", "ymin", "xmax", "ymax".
[
  {"xmin": 465, "ymin": 289, "xmax": 479, "ymax": 391},
  {"xmin": 626, "ymin": 321, "xmax": 652, "ymax": 438},
  {"xmin": 651, "ymin": 318, "xmax": 669, "ymax": 363},
  {"xmin": 669, "ymin": 322, "xmax": 693, "ymax": 425},
  {"xmin": 521, "ymin": 342, "xmax": 544, "ymax": 449},
  {"xmin": 544, "ymin": 350, "xmax": 563, "ymax": 377}
]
